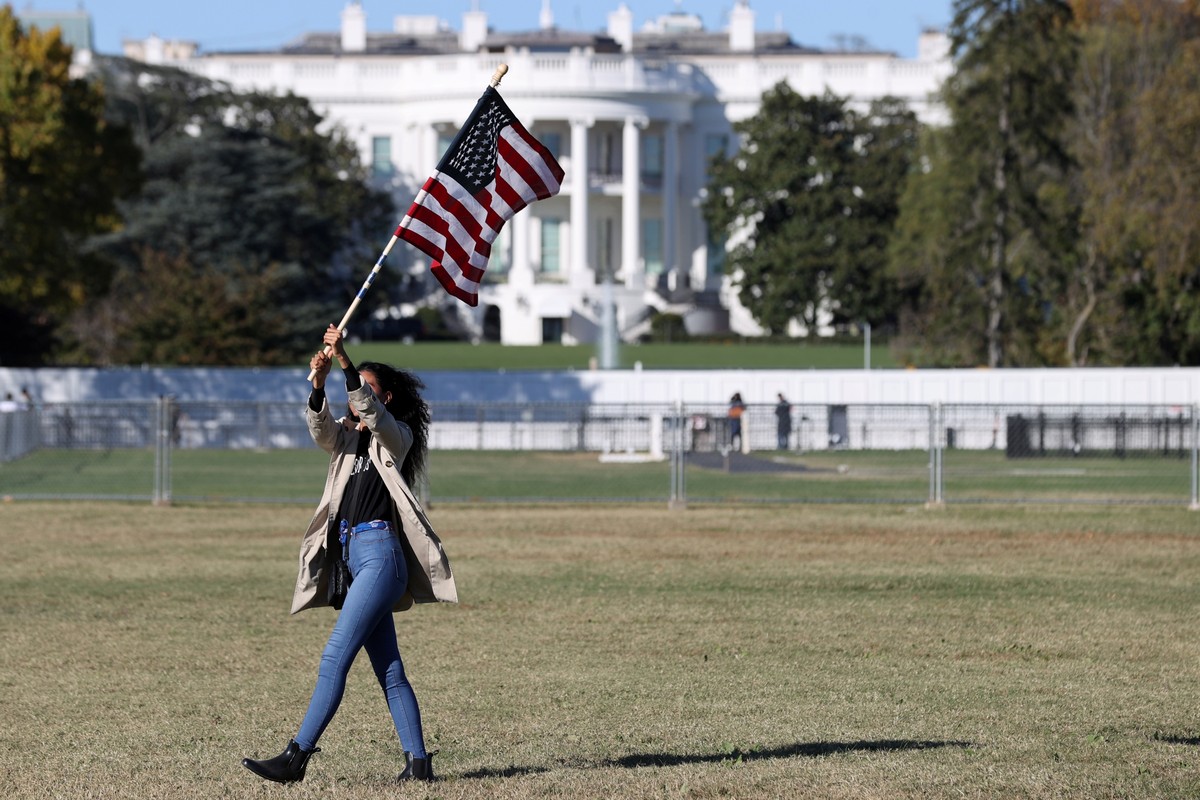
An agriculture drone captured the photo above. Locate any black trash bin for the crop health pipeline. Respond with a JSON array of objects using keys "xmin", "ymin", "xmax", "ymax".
[{"xmin": 1006, "ymin": 415, "xmax": 1031, "ymax": 458}]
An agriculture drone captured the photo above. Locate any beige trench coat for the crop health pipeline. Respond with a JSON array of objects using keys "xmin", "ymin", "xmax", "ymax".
[{"xmin": 290, "ymin": 383, "xmax": 457, "ymax": 614}]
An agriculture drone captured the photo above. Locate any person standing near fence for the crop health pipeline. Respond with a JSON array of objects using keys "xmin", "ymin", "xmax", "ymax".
[
  {"xmin": 728, "ymin": 392, "xmax": 746, "ymax": 452},
  {"xmin": 775, "ymin": 393, "xmax": 792, "ymax": 450},
  {"xmin": 242, "ymin": 324, "xmax": 457, "ymax": 784}
]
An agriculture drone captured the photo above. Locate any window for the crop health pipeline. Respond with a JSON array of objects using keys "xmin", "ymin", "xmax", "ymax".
[
  {"xmin": 437, "ymin": 132, "xmax": 455, "ymax": 160},
  {"xmin": 706, "ymin": 227, "xmax": 726, "ymax": 281},
  {"xmin": 642, "ymin": 135, "xmax": 663, "ymax": 179},
  {"xmin": 704, "ymin": 133, "xmax": 729, "ymax": 177},
  {"xmin": 704, "ymin": 133, "xmax": 729, "ymax": 160},
  {"xmin": 596, "ymin": 217, "xmax": 615, "ymax": 280},
  {"xmin": 482, "ymin": 305, "xmax": 502, "ymax": 342},
  {"xmin": 491, "ymin": 227, "xmax": 510, "ymax": 277},
  {"xmin": 541, "ymin": 317, "xmax": 564, "ymax": 343},
  {"xmin": 642, "ymin": 218, "xmax": 664, "ymax": 276},
  {"xmin": 598, "ymin": 131, "xmax": 616, "ymax": 176},
  {"xmin": 540, "ymin": 218, "xmax": 562, "ymax": 275},
  {"xmin": 540, "ymin": 131, "xmax": 562, "ymax": 160},
  {"xmin": 371, "ymin": 136, "xmax": 393, "ymax": 178}
]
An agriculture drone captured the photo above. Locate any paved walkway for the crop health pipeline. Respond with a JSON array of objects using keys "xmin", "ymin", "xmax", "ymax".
[{"xmin": 687, "ymin": 452, "xmax": 821, "ymax": 473}]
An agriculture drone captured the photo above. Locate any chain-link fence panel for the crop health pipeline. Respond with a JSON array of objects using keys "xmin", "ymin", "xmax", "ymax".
[
  {"xmin": 424, "ymin": 402, "xmax": 674, "ymax": 502},
  {"xmin": 425, "ymin": 449, "xmax": 673, "ymax": 503},
  {"xmin": 0, "ymin": 401, "xmax": 159, "ymax": 501},
  {"xmin": 939, "ymin": 404, "xmax": 1197, "ymax": 505},
  {"xmin": 1, "ymin": 400, "xmax": 1195, "ymax": 507},
  {"xmin": 679, "ymin": 403, "xmax": 934, "ymax": 504},
  {"xmin": 170, "ymin": 400, "xmax": 316, "ymax": 450},
  {"xmin": 166, "ymin": 401, "xmax": 324, "ymax": 503},
  {"xmin": 428, "ymin": 402, "xmax": 675, "ymax": 455},
  {"xmin": 140, "ymin": 400, "xmax": 679, "ymax": 504}
]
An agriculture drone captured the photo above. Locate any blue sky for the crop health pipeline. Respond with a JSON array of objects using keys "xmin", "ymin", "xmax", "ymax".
[{"xmin": 63, "ymin": 1, "xmax": 953, "ymax": 58}]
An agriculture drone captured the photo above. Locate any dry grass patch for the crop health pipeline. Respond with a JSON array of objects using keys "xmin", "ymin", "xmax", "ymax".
[{"xmin": 1, "ymin": 502, "xmax": 1199, "ymax": 798}]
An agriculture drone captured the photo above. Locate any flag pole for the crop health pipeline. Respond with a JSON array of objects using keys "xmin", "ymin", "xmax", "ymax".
[{"xmin": 305, "ymin": 63, "xmax": 510, "ymax": 382}]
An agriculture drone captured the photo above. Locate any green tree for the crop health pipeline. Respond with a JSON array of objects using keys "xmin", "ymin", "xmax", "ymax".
[
  {"xmin": 66, "ymin": 57, "xmax": 395, "ymax": 365},
  {"xmin": 0, "ymin": 6, "xmax": 139, "ymax": 365},
  {"xmin": 888, "ymin": 127, "xmax": 986, "ymax": 365},
  {"xmin": 93, "ymin": 249, "xmax": 294, "ymax": 365},
  {"xmin": 702, "ymin": 85, "xmax": 917, "ymax": 335},
  {"xmin": 891, "ymin": 0, "xmax": 1078, "ymax": 367},
  {"xmin": 836, "ymin": 97, "xmax": 921, "ymax": 332}
]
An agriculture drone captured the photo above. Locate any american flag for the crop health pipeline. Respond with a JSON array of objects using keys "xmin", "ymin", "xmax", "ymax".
[{"xmin": 396, "ymin": 87, "xmax": 565, "ymax": 307}]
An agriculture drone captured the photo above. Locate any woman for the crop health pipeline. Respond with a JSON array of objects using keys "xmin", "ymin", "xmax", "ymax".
[
  {"xmin": 242, "ymin": 325, "xmax": 457, "ymax": 784},
  {"xmin": 727, "ymin": 392, "xmax": 746, "ymax": 452}
]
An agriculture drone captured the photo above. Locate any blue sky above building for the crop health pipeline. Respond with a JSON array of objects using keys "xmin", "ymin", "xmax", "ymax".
[{"xmin": 37, "ymin": 1, "xmax": 951, "ymax": 57}]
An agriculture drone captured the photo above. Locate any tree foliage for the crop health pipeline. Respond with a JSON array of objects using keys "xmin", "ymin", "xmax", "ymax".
[
  {"xmin": 702, "ymin": 85, "xmax": 918, "ymax": 335},
  {"xmin": 62, "ymin": 57, "xmax": 396, "ymax": 365},
  {"xmin": 0, "ymin": 7, "xmax": 139, "ymax": 365},
  {"xmin": 94, "ymin": 58, "xmax": 389, "ymax": 278},
  {"xmin": 1064, "ymin": 0, "xmax": 1200, "ymax": 365},
  {"xmin": 888, "ymin": 127, "xmax": 987, "ymax": 365},
  {"xmin": 708, "ymin": 0, "xmax": 1199, "ymax": 366},
  {"xmin": 69, "ymin": 249, "xmax": 296, "ymax": 365},
  {"xmin": 890, "ymin": 0, "xmax": 1078, "ymax": 367}
]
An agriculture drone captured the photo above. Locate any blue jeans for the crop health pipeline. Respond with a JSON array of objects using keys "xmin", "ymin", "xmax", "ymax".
[{"xmin": 294, "ymin": 524, "xmax": 426, "ymax": 757}]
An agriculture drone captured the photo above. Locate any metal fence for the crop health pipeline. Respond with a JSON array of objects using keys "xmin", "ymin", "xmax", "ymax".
[{"xmin": 0, "ymin": 400, "xmax": 1196, "ymax": 507}]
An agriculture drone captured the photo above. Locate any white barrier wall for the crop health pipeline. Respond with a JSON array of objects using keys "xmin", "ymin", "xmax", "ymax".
[
  {"xmin": 419, "ymin": 367, "xmax": 1200, "ymax": 406},
  {"xmin": 1, "ymin": 366, "xmax": 1199, "ymax": 407}
]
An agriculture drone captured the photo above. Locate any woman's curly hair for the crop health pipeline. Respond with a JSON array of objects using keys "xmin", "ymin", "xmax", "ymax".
[{"xmin": 357, "ymin": 361, "xmax": 429, "ymax": 487}]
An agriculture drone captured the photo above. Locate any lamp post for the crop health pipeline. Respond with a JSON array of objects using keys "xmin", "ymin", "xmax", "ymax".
[
  {"xmin": 863, "ymin": 321, "xmax": 871, "ymax": 370},
  {"xmin": 599, "ymin": 276, "xmax": 617, "ymax": 369}
]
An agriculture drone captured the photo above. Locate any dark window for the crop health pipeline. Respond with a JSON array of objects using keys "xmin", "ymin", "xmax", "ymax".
[{"xmin": 541, "ymin": 317, "xmax": 564, "ymax": 343}]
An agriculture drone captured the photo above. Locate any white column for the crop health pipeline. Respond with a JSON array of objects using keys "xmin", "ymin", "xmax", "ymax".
[
  {"xmin": 570, "ymin": 117, "xmax": 593, "ymax": 288},
  {"xmin": 510, "ymin": 207, "xmax": 533, "ymax": 287},
  {"xmin": 423, "ymin": 124, "xmax": 440, "ymax": 176},
  {"xmin": 663, "ymin": 120, "xmax": 679, "ymax": 290},
  {"xmin": 622, "ymin": 115, "xmax": 647, "ymax": 290}
]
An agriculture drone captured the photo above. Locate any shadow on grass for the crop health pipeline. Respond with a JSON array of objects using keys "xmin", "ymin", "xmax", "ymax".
[
  {"xmin": 459, "ymin": 739, "xmax": 974, "ymax": 779},
  {"xmin": 1156, "ymin": 735, "xmax": 1200, "ymax": 746},
  {"xmin": 460, "ymin": 764, "xmax": 553, "ymax": 779},
  {"xmin": 604, "ymin": 739, "xmax": 974, "ymax": 769}
]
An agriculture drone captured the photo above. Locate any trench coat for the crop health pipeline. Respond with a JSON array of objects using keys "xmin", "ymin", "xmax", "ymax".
[{"xmin": 290, "ymin": 382, "xmax": 457, "ymax": 614}]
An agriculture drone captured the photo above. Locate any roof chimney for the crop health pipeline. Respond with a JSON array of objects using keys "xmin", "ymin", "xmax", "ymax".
[
  {"xmin": 144, "ymin": 34, "xmax": 164, "ymax": 64},
  {"xmin": 729, "ymin": 0, "xmax": 754, "ymax": 52},
  {"xmin": 540, "ymin": 0, "xmax": 554, "ymax": 30},
  {"xmin": 607, "ymin": 3, "xmax": 633, "ymax": 52},
  {"xmin": 918, "ymin": 29, "xmax": 950, "ymax": 62},
  {"xmin": 461, "ymin": 6, "xmax": 488, "ymax": 51},
  {"xmin": 341, "ymin": 1, "xmax": 366, "ymax": 52}
]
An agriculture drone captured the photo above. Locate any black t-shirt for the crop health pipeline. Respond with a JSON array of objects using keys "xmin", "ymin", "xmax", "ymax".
[{"xmin": 336, "ymin": 429, "xmax": 391, "ymax": 528}]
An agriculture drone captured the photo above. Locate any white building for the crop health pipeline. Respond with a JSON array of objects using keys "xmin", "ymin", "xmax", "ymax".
[{"xmin": 123, "ymin": 1, "xmax": 952, "ymax": 346}]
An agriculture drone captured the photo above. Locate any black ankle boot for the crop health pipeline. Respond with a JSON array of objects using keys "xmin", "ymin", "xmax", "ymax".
[
  {"xmin": 397, "ymin": 751, "xmax": 435, "ymax": 782},
  {"xmin": 242, "ymin": 739, "xmax": 319, "ymax": 783}
]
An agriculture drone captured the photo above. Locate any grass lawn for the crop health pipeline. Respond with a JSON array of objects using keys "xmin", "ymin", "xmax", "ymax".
[
  {"xmin": 1, "ymin": 502, "xmax": 1199, "ymax": 798},
  {"xmin": 349, "ymin": 340, "xmax": 894, "ymax": 370}
]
